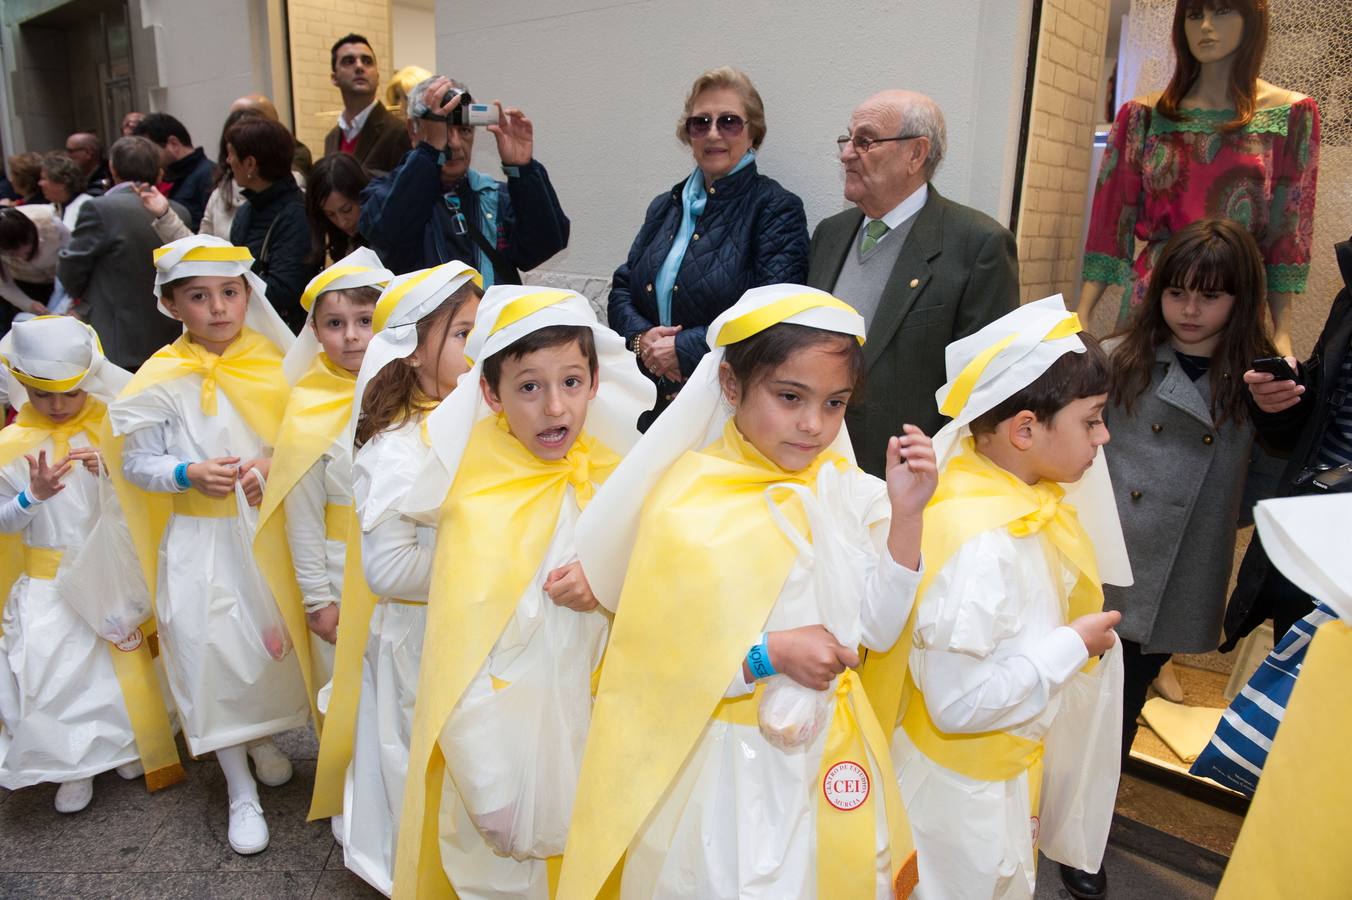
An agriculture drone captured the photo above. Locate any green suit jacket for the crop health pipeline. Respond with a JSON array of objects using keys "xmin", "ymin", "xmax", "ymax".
[{"xmin": 807, "ymin": 186, "xmax": 1019, "ymax": 476}]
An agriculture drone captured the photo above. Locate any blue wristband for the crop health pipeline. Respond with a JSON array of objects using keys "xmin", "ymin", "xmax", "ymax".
[
  {"xmin": 746, "ymin": 632, "xmax": 776, "ymax": 680},
  {"xmin": 174, "ymin": 462, "xmax": 191, "ymax": 491},
  {"xmin": 16, "ymin": 489, "xmax": 33, "ymax": 510}
]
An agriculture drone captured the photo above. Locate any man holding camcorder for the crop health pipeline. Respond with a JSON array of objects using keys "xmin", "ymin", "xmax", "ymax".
[{"xmin": 358, "ymin": 75, "xmax": 570, "ymax": 282}]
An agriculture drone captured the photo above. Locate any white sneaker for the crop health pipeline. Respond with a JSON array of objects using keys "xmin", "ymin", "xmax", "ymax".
[
  {"xmin": 246, "ymin": 739, "xmax": 293, "ymax": 787},
  {"xmin": 227, "ymin": 797, "xmax": 270, "ymax": 854},
  {"xmin": 115, "ymin": 760, "xmax": 144, "ymax": 780},
  {"xmin": 330, "ymin": 813, "xmax": 345, "ymax": 846},
  {"xmin": 54, "ymin": 778, "xmax": 94, "ymax": 813}
]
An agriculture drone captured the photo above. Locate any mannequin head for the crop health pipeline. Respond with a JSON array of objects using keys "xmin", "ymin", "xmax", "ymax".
[{"xmin": 1159, "ymin": 0, "xmax": 1269, "ymax": 130}]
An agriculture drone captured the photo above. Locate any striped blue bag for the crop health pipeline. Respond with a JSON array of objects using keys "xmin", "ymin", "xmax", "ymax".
[{"xmin": 1189, "ymin": 603, "xmax": 1338, "ymax": 795}]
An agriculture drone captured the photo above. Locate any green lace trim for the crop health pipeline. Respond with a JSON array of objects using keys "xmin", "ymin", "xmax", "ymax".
[
  {"xmin": 1266, "ymin": 262, "xmax": 1309, "ymax": 294},
  {"xmin": 1151, "ymin": 105, "xmax": 1291, "ymax": 137},
  {"xmin": 1083, "ymin": 253, "xmax": 1131, "ymax": 285}
]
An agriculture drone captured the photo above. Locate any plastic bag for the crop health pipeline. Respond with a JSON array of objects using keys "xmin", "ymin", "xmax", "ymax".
[
  {"xmin": 757, "ymin": 465, "xmax": 873, "ymax": 750},
  {"xmin": 55, "ymin": 461, "xmax": 153, "ymax": 644},
  {"xmin": 231, "ymin": 472, "xmax": 292, "ymax": 662},
  {"xmin": 441, "ymin": 591, "xmax": 595, "ymax": 860},
  {"xmin": 1038, "ymin": 639, "xmax": 1124, "ymax": 871}
]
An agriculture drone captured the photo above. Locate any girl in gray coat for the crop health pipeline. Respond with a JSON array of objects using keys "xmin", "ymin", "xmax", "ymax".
[{"xmin": 1103, "ymin": 219, "xmax": 1277, "ymax": 759}]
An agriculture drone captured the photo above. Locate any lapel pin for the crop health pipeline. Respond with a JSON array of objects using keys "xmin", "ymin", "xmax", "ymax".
[{"xmin": 909, "ymin": 278, "xmax": 920, "ymax": 288}]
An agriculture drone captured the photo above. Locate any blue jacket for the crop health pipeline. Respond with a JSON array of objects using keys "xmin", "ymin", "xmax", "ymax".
[
  {"xmin": 359, "ymin": 143, "xmax": 570, "ymax": 281},
  {"xmin": 608, "ymin": 162, "xmax": 809, "ymax": 382},
  {"xmin": 164, "ymin": 147, "xmax": 216, "ymax": 232}
]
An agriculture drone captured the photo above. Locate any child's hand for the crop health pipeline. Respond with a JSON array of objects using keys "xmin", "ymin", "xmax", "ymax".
[
  {"xmin": 885, "ymin": 425, "xmax": 938, "ymax": 517},
  {"xmin": 306, "ymin": 602, "xmax": 340, "ymax": 644},
  {"xmin": 767, "ymin": 625, "xmax": 859, "ymax": 691},
  {"xmin": 1244, "ymin": 357, "xmax": 1304, "ymax": 413},
  {"xmin": 65, "ymin": 446, "xmax": 103, "ymax": 477},
  {"xmin": 24, "ymin": 450, "xmax": 71, "ymax": 501},
  {"xmin": 132, "ymin": 181, "xmax": 170, "ymax": 219},
  {"xmin": 238, "ymin": 458, "xmax": 268, "ymax": 507},
  {"xmin": 543, "ymin": 561, "xmax": 599, "ymax": 611},
  {"xmin": 186, "ymin": 456, "xmax": 240, "ymax": 497},
  {"xmin": 1069, "ymin": 610, "xmax": 1121, "ymax": 657}
]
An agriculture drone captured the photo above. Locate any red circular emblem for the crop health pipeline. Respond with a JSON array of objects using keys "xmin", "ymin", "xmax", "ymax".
[
  {"xmin": 822, "ymin": 760, "xmax": 870, "ymax": 811},
  {"xmin": 114, "ymin": 628, "xmax": 144, "ymax": 652}
]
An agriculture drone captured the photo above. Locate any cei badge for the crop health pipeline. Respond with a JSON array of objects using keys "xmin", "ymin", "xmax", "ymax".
[{"xmin": 823, "ymin": 760, "xmax": 870, "ymax": 811}]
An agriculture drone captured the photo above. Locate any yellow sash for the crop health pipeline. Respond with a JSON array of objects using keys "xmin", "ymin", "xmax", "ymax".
[
  {"xmin": 0, "ymin": 402, "xmax": 185, "ymax": 791},
  {"xmin": 861, "ymin": 439, "xmax": 1104, "ymax": 784},
  {"xmin": 556, "ymin": 421, "xmax": 917, "ymax": 900},
  {"xmin": 256, "ymin": 353, "xmax": 361, "ymax": 746},
  {"xmin": 394, "ymin": 414, "xmax": 619, "ymax": 898}
]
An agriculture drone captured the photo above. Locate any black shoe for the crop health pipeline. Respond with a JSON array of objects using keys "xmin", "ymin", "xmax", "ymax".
[{"xmin": 1059, "ymin": 864, "xmax": 1107, "ymax": 900}]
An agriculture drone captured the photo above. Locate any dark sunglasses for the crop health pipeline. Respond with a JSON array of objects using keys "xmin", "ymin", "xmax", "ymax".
[{"xmin": 685, "ymin": 114, "xmax": 745, "ymax": 139}]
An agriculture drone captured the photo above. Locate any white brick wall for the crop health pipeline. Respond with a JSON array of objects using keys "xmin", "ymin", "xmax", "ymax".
[{"xmin": 286, "ymin": 0, "xmax": 393, "ymax": 154}]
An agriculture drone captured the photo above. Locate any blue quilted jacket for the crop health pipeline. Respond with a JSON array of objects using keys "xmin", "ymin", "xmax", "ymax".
[{"xmin": 608, "ymin": 162, "xmax": 809, "ymax": 383}]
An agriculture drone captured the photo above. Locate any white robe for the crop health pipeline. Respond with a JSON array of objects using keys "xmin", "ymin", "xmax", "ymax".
[
  {"xmin": 623, "ymin": 466, "xmax": 922, "ymax": 900},
  {"xmin": 282, "ymin": 445, "xmax": 354, "ymax": 690},
  {"xmin": 0, "ymin": 433, "xmax": 139, "ymax": 788},
  {"xmin": 343, "ymin": 417, "xmax": 436, "ymax": 897},
  {"xmin": 436, "ymin": 487, "xmax": 610, "ymax": 899},
  {"xmin": 891, "ymin": 529, "xmax": 1088, "ymax": 900},
  {"xmin": 110, "ymin": 376, "xmax": 310, "ymax": 756}
]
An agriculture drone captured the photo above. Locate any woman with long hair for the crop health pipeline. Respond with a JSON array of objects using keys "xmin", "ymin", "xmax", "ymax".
[{"xmin": 306, "ymin": 153, "xmax": 370, "ymax": 267}]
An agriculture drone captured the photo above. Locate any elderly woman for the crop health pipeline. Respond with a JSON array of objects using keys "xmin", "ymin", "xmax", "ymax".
[
  {"xmin": 38, "ymin": 152, "xmax": 91, "ymax": 230},
  {"xmin": 609, "ymin": 66, "xmax": 808, "ymax": 419}
]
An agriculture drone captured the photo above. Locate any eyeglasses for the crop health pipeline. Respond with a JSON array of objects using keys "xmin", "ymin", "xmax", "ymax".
[
  {"xmin": 835, "ymin": 133, "xmax": 925, "ymax": 154},
  {"xmin": 685, "ymin": 114, "xmax": 745, "ymax": 139}
]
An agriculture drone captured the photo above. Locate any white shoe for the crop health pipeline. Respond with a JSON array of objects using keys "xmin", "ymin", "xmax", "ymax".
[
  {"xmin": 115, "ymin": 759, "xmax": 144, "ymax": 780},
  {"xmin": 227, "ymin": 797, "xmax": 270, "ymax": 854},
  {"xmin": 331, "ymin": 813, "xmax": 345, "ymax": 846},
  {"xmin": 54, "ymin": 778, "xmax": 94, "ymax": 814},
  {"xmin": 246, "ymin": 739, "xmax": 293, "ymax": 787}
]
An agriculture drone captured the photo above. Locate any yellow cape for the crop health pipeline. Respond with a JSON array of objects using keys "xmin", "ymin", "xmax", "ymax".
[
  {"xmin": 557, "ymin": 422, "xmax": 917, "ymax": 900},
  {"xmin": 0, "ymin": 399, "xmax": 184, "ymax": 790},
  {"xmin": 394, "ymin": 414, "xmax": 619, "ymax": 898}
]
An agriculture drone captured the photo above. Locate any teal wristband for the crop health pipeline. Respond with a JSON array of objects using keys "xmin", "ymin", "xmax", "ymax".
[{"xmin": 746, "ymin": 632, "xmax": 776, "ymax": 680}]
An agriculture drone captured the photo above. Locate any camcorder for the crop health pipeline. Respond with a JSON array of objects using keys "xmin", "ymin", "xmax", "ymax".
[{"xmin": 420, "ymin": 88, "xmax": 496, "ymax": 126}]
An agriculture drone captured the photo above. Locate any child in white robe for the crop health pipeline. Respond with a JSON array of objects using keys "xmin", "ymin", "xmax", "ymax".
[
  {"xmin": 338, "ymin": 261, "xmax": 483, "ymax": 896},
  {"xmin": 106, "ymin": 235, "xmax": 310, "ymax": 855},
  {"xmin": 557, "ymin": 285, "xmax": 935, "ymax": 900},
  {"xmin": 0, "ymin": 316, "xmax": 180, "ymax": 812}
]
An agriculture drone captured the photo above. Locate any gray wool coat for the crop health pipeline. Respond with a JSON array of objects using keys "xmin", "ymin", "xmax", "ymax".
[{"xmin": 1102, "ymin": 342, "xmax": 1255, "ymax": 653}]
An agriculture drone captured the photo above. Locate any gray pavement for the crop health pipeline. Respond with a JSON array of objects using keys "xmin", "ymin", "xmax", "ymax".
[{"xmin": 1, "ymin": 727, "xmax": 1219, "ymax": 898}]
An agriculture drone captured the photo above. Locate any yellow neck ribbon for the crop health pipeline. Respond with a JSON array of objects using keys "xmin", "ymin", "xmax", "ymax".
[
  {"xmin": 394, "ymin": 414, "xmax": 619, "ymax": 897},
  {"xmin": 861, "ymin": 438, "xmax": 1104, "ymax": 785},
  {"xmin": 0, "ymin": 400, "xmax": 185, "ymax": 791},
  {"xmin": 250, "ymin": 352, "xmax": 362, "ymax": 769},
  {"xmin": 556, "ymin": 421, "xmax": 917, "ymax": 900}
]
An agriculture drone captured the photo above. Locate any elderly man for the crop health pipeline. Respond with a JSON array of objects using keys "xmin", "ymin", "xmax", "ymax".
[
  {"xmin": 132, "ymin": 113, "xmax": 215, "ymax": 231},
  {"xmin": 120, "ymin": 112, "xmax": 144, "ymax": 137},
  {"xmin": 807, "ymin": 89, "xmax": 1018, "ymax": 476},
  {"xmin": 230, "ymin": 94, "xmax": 314, "ymax": 176},
  {"xmin": 57, "ymin": 136, "xmax": 190, "ymax": 369},
  {"xmin": 360, "ymin": 75, "xmax": 569, "ymax": 282},
  {"xmin": 323, "ymin": 33, "xmax": 411, "ymax": 175},
  {"xmin": 63, "ymin": 132, "xmax": 111, "ymax": 194}
]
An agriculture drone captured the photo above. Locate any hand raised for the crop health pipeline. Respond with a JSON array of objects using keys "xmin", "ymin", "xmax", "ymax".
[
  {"xmin": 1244, "ymin": 357, "xmax": 1303, "ymax": 414},
  {"xmin": 24, "ymin": 450, "xmax": 71, "ymax": 501},
  {"xmin": 487, "ymin": 103, "xmax": 534, "ymax": 167},
  {"xmin": 885, "ymin": 425, "xmax": 938, "ymax": 517},
  {"xmin": 132, "ymin": 181, "xmax": 169, "ymax": 219}
]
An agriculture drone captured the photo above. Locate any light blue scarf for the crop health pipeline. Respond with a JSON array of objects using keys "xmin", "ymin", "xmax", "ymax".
[{"xmin": 654, "ymin": 150, "xmax": 756, "ymax": 325}]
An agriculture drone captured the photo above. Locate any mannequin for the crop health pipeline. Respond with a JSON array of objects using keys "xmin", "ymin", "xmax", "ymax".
[{"xmin": 1080, "ymin": 0, "xmax": 1320, "ymax": 355}]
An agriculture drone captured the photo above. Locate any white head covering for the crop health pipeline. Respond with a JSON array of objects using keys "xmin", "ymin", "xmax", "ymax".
[
  {"xmin": 283, "ymin": 247, "xmax": 393, "ymax": 383},
  {"xmin": 1254, "ymin": 495, "xmax": 1352, "ymax": 620},
  {"xmin": 398, "ymin": 285, "xmax": 656, "ymax": 522},
  {"xmin": 576, "ymin": 283, "xmax": 867, "ymax": 607},
  {"xmin": 152, "ymin": 234, "xmax": 295, "ymax": 354},
  {"xmin": 930, "ymin": 293, "xmax": 1132, "ymax": 585},
  {"xmin": 0, "ymin": 315, "xmax": 131, "ymax": 406}
]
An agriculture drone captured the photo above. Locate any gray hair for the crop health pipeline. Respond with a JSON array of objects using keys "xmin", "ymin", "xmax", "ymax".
[
  {"xmin": 406, "ymin": 76, "xmax": 468, "ymax": 120},
  {"xmin": 41, "ymin": 151, "xmax": 88, "ymax": 195},
  {"xmin": 898, "ymin": 94, "xmax": 947, "ymax": 179}
]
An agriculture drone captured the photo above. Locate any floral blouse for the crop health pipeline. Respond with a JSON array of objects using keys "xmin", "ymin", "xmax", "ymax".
[{"xmin": 1083, "ymin": 97, "xmax": 1320, "ymax": 318}]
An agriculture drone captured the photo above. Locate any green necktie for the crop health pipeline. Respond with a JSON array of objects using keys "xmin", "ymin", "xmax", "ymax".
[{"xmin": 860, "ymin": 219, "xmax": 890, "ymax": 255}]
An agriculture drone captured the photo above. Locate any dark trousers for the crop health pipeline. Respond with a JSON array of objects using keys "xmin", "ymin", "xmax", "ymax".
[{"xmin": 1120, "ymin": 638, "xmax": 1170, "ymax": 763}]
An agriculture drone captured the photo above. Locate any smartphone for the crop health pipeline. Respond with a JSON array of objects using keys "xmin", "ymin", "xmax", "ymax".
[{"xmin": 1251, "ymin": 356, "xmax": 1298, "ymax": 381}]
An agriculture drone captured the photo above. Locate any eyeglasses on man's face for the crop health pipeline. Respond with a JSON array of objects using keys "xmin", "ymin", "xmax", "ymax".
[
  {"xmin": 686, "ymin": 114, "xmax": 746, "ymax": 139},
  {"xmin": 836, "ymin": 133, "xmax": 924, "ymax": 155}
]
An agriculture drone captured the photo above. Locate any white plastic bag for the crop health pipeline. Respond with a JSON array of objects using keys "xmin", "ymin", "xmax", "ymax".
[
  {"xmin": 441, "ymin": 595, "xmax": 595, "ymax": 860},
  {"xmin": 231, "ymin": 472, "xmax": 292, "ymax": 662},
  {"xmin": 757, "ymin": 466, "xmax": 873, "ymax": 750},
  {"xmin": 55, "ymin": 462, "xmax": 153, "ymax": 644},
  {"xmin": 1038, "ymin": 638, "xmax": 1124, "ymax": 870}
]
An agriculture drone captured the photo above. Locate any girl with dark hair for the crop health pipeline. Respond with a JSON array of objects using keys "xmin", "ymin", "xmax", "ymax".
[
  {"xmin": 1103, "ymin": 218, "xmax": 1275, "ymax": 769},
  {"xmin": 306, "ymin": 153, "xmax": 370, "ymax": 267},
  {"xmin": 1080, "ymin": 0, "xmax": 1320, "ymax": 355},
  {"xmin": 0, "ymin": 205, "xmax": 68, "ymax": 316}
]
